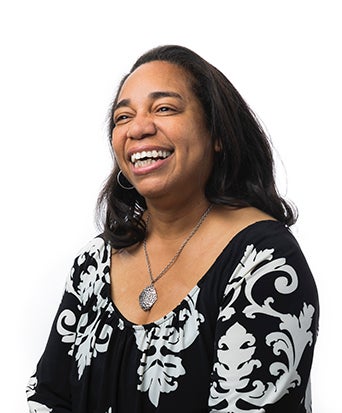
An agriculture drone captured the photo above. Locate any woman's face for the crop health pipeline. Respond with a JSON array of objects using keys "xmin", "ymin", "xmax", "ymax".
[{"xmin": 112, "ymin": 61, "xmax": 215, "ymax": 204}]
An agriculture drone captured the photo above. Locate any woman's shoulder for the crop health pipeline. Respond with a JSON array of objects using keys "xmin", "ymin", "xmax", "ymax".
[
  {"xmin": 71, "ymin": 234, "xmax": 111, "ymax": 279},
  {"xmin": 73, "ymin": 234, "xmax": 109, "ymax": 260},
  {"xmin": 215, "ymin": 206, "xmax": 292, "ymax": 244},
  {"xmin": 214, "ymin": 210, "xmax": 318, "ymax": 306},
  {"xmin": 61, "ymin": 235, "xmax": 112, "ymax": 307},
  {"xmin": 238, "ymin": 219, "xmax": 301, "ymax": 254},
  {"xmin": 209, "ymin": 207, "xmax": 307, "ymax": 277},
  {"xmin": 226, "ymin": 219, "xmax": 301, "ymax": 265},
  {"xmin": 212, "ymin": 206, "xmax": 287, "ymax": 250},
  {"xmin": 219, "ymin": 213, "xmax": 315, "ymax": 292}
]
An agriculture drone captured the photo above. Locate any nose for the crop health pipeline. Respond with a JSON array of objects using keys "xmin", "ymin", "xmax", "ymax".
[{"xmin": 126, "ymin": 113, "xmax": 157, "ymax": 140}]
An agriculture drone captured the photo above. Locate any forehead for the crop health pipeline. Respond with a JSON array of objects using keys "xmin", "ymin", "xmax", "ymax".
[{"xmin": 117, "ymin": 61, "xmax": 194, "ymax": 101}]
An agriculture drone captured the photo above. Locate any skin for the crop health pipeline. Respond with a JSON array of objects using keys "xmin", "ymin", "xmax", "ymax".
[
  {"xmin": 110, "ymin": 61, "xmax": 274, "ymax": 325},
  {"xmin": 112, "ymin": 61, "xmax": 216, "ymax": 212}
]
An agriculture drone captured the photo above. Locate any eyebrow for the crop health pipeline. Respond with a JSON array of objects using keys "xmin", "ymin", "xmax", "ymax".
[{"xmin": 114, "ymin": 91, "xmax": 183, "ymax": 111}]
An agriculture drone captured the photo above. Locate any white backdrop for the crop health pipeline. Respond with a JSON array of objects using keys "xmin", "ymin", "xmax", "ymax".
[{"xmin": 1, "ymin": 1, "xmax": 340, "ymax": 411}]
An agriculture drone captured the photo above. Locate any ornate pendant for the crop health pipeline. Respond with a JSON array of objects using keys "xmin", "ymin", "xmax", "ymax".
[{"xmin": 139, "ymin": 284, "xmax": 158, "ymax": 311}]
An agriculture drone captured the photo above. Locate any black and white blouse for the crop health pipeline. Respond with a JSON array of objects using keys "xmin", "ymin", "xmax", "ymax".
[{"xmin": 27, "ymin": 220, "xmax": 319, "ymax": 412}]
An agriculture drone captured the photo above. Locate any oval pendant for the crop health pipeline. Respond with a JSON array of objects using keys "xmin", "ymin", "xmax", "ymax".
[{"xmin": 139, "ymin": 284, "xmax": 158, "ymax": 311}]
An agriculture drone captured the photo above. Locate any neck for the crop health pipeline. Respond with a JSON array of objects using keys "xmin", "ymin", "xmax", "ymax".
[{"xmin": 144, "ymin": 197, "xmax": 212, "ymax": 241}]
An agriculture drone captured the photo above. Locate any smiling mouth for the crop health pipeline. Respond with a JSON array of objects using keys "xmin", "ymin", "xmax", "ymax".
[{"xmin": 130, "ymin": 150, "xmax": 172, "ymax": 168}]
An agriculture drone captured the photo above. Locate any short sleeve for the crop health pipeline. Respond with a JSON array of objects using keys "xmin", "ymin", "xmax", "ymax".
[
  {"xmin": 26, "ymin": 273, "xmax": 80, "ymax": 412},
  {"xmin": 26, "ymin": 236, "xmax": 109, "ymax": 413},
  {"xmin": 208, "ymin": 226, "xmax": 319, "ymax": 412}
]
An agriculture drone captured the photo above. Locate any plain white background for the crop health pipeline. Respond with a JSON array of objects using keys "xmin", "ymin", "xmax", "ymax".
[{"xmin": 1, "ymin": 1, "xmax": 340, "ymax": 411}]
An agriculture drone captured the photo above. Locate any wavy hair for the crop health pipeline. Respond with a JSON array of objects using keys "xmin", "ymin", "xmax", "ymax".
[{"xmin": 97, "ymin": 45, "xmax": 297, "ymax": 248}]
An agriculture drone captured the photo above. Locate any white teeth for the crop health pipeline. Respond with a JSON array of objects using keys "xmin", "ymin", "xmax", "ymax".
[
  {"xmin": 131, "ymin": 150, "xmax": 171, "ymax": 164},
  {"xmin": 134, "ymin": 159, "xmax": 157, "ymax": 168}
]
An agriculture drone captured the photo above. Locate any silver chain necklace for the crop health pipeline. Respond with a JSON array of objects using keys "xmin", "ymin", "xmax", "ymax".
[{"xmin": 139, "ymin": 204, "xmax": 213, "ymax": 311}]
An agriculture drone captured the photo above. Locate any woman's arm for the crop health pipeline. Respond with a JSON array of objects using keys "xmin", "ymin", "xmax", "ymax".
[
  {"xmin": 208, "ymin": 233, "xmax": 319, "ymax": 412},
  {"xmin": 26, "ymin": 267, "xmax": 81, "ymax": 413}
]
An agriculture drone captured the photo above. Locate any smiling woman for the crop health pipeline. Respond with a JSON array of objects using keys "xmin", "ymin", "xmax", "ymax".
[
  {"xmin": 111, "ymin": 60, "xmax": 214, "ymax": 213},
  {"xmin": 27, "ymin": 45, "xmax": 319, "ymax": 413}
]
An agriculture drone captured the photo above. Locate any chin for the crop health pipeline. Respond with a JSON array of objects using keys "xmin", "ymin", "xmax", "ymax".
[{"xmin": 135, "ymin": 182, "xmax": 173, "ymax": 202}]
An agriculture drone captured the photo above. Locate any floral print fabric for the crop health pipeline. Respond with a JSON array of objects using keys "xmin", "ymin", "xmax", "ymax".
[{"xmin": 27, "ymin": 221, "xmax": 319, "ymax": 412}]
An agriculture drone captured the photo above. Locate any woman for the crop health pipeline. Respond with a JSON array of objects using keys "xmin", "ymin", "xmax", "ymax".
[{"xmin": 27, "ymin": 45, "xmax": 319, "ymax": 412}]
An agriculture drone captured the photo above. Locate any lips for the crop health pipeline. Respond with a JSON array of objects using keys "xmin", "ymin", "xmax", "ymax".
[{"xmin": 130, "ymin": 149, "xmax": 172, "ymax": 168}]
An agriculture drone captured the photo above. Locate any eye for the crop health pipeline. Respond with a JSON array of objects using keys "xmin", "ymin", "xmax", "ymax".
[
  {"xmin": 116, "ymin": 114, "xmax": 128, "ymax": 122},
  {"xmin": 156, "ymin": 105, "xmax": 177, "ymax": 115},
  {"xmin": 113, "ymin": 113, "xmax": 131, "ymax": 126}
]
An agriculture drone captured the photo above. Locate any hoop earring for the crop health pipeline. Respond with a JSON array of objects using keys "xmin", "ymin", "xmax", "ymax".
[{"xmin": 117, "ymin": 170, "xmax": 134, "ymax": 190}]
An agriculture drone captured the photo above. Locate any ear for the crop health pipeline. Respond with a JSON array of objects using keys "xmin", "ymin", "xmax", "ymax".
[{"xmin": 214, "ymin": 138, "xmax": 222, "ymax": 152}]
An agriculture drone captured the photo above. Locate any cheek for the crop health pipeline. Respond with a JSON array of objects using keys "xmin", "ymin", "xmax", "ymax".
[
  {"xmin": 111, "ymin": 131, "xmax": 129, "ymax": 172},
  {"xmin": 198, "ymin": 135, "xmax": 215, "ymax": 170},
  {"xmin": 111, "ymin": 131, "xmax": 122, "ymax": 157}
]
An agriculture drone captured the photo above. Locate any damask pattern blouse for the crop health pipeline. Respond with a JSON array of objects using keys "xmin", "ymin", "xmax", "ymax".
[{"xmin": 27, "ymin": 221, "xmax": 319, "ymax": 413}]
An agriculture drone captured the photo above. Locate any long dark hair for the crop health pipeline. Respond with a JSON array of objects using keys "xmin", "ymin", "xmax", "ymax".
[{"xmin": 97, "ymin": 45, "xmax": 297, "ymax": 248}]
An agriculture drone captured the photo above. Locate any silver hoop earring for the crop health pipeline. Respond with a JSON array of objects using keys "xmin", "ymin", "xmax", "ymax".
[{"xmin": 117, "ymin": 170, "xmax": 134, "ymax": 190}]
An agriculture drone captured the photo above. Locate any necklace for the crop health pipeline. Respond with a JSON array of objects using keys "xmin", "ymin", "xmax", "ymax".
[{"xmin": 139, "ymin": 204, "xmax": 213, "ymax": 311}]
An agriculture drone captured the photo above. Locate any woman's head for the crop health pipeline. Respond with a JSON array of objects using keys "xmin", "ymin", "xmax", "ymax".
[
  {"xmin": 98, "ymin": 45, "xmax": 297, "ymax": 247},
  {"xmin": 111, "ymin": 59, "xmax": 216, "ymax": 206}
]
